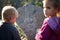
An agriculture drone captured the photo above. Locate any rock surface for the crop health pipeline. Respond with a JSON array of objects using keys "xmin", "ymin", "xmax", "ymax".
[{"xmin": 16, "ymin": 4, "xmax": 45, "ymax": 40}]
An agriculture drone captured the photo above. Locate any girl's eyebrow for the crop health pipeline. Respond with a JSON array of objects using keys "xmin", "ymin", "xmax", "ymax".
[{"xmin": 43, "ymin": 6, "xmax": 50, "ymax": 8}]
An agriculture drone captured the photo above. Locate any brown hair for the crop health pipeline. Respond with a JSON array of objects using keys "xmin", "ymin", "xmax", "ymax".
[
  {"xmin": 43, "ymin": 0, "xmax": 60, "ymax": 17},
  {"xmin": 43, "ymin": 0, "xmax": 60, "ymax": 10},
  {"xmin": 1, "ymin": 6, "xmax": 18, "ymax": 22}
]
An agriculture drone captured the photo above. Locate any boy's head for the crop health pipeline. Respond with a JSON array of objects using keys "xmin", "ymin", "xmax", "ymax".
[
  {"xmin": 43, "ymin": 0, "xmax": 60, "ymax": 17},
  {"xmin": 1, "ymin": 6, "xmax": 18, "ymax": 24}
]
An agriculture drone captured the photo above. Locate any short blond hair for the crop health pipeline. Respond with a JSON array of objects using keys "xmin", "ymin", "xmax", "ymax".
[{"xmin": 1, "ymin": 6, "xmax": 18, "ymax": 22}]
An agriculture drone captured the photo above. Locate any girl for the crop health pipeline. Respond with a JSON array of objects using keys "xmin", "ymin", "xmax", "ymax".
[{"xmin": 35, "ymin": 0, "xmax": 60, "ymax": 40}]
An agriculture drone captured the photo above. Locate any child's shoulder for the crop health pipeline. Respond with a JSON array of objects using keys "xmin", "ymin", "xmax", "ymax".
[
  {"xmin": 43, "ymin": 17, "xmax": 60, "ymax": 30},
  {"xmin": 43, "ymin": 18, "xmax": 49, "ymax": 24},
  {"xmin": 47, "ymin": 17, "xmax": 59, "ymax": 30},
  {"xmin": 44, "ymin": 17, "xmax": 59, "ymax": 24}
]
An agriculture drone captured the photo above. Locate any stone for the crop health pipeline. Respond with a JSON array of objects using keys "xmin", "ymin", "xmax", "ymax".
[{"xmin": 16, "ymin": 4, "xmax": 45, "ymax": 40}]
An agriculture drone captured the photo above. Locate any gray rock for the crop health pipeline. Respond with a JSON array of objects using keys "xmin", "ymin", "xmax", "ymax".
[{"xmin": 16, "ymin": 4, "xmax": 45, "ymax": 40}]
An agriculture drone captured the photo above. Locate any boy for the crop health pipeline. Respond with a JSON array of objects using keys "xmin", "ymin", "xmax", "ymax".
[{"xmin": 0, "ymin": 6, "xmax": 21, "ymax": 40}]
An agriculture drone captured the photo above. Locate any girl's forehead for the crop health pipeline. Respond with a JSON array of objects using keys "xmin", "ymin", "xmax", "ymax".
[{"xmin": 43, "ymin": 1, "xmax": 54, "ymax": 7}]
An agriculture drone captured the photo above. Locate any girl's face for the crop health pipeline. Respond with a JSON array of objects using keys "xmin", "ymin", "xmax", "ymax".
[{"xmin": 43, "ymin": 1, "xmax": 58, "ymax": 17}]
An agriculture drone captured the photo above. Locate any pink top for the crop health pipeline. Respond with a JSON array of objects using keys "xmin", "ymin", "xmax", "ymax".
[{"xmin": 35, "ymin": 17, "xmax": 60, "ymax": 40}]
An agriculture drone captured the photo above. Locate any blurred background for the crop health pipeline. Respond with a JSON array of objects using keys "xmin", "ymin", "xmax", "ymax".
[
  {"xmin": 0, "ymin": 0, "xmax": 43, "ymax": 17},
  {"xmin": 0, "ymin": 0, "xmax": 45, "ymax": 40}
]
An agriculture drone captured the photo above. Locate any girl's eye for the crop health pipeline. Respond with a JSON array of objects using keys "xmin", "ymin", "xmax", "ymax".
[
  {"xmin": 46, "ymin": 7, "xmax": 51, "ymax": 9},
  {"xmin": 43, "ymin": 7, "xmax": 51, "ymax": 9}
]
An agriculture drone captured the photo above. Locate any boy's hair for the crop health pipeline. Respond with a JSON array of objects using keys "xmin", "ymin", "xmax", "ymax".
[
  {"xmin": 43, "ymin": 0, "xmax": 60, "ymax": 10},
  {"xmin": 1, "ymin": 6, "xmax": 18, "ymax": 22}
]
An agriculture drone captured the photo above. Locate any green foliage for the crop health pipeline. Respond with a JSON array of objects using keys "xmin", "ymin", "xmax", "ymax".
[
  {"xmin": 35, "ymin": 1, "xmax": 43, "ymax": 7},
  {"xmin": 0, "ymin": 0, "xmax": 42, "ymax": 19},
  {"xmin": 0, "ymin": 0, "xmax": 42, "ymax": 8}
]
